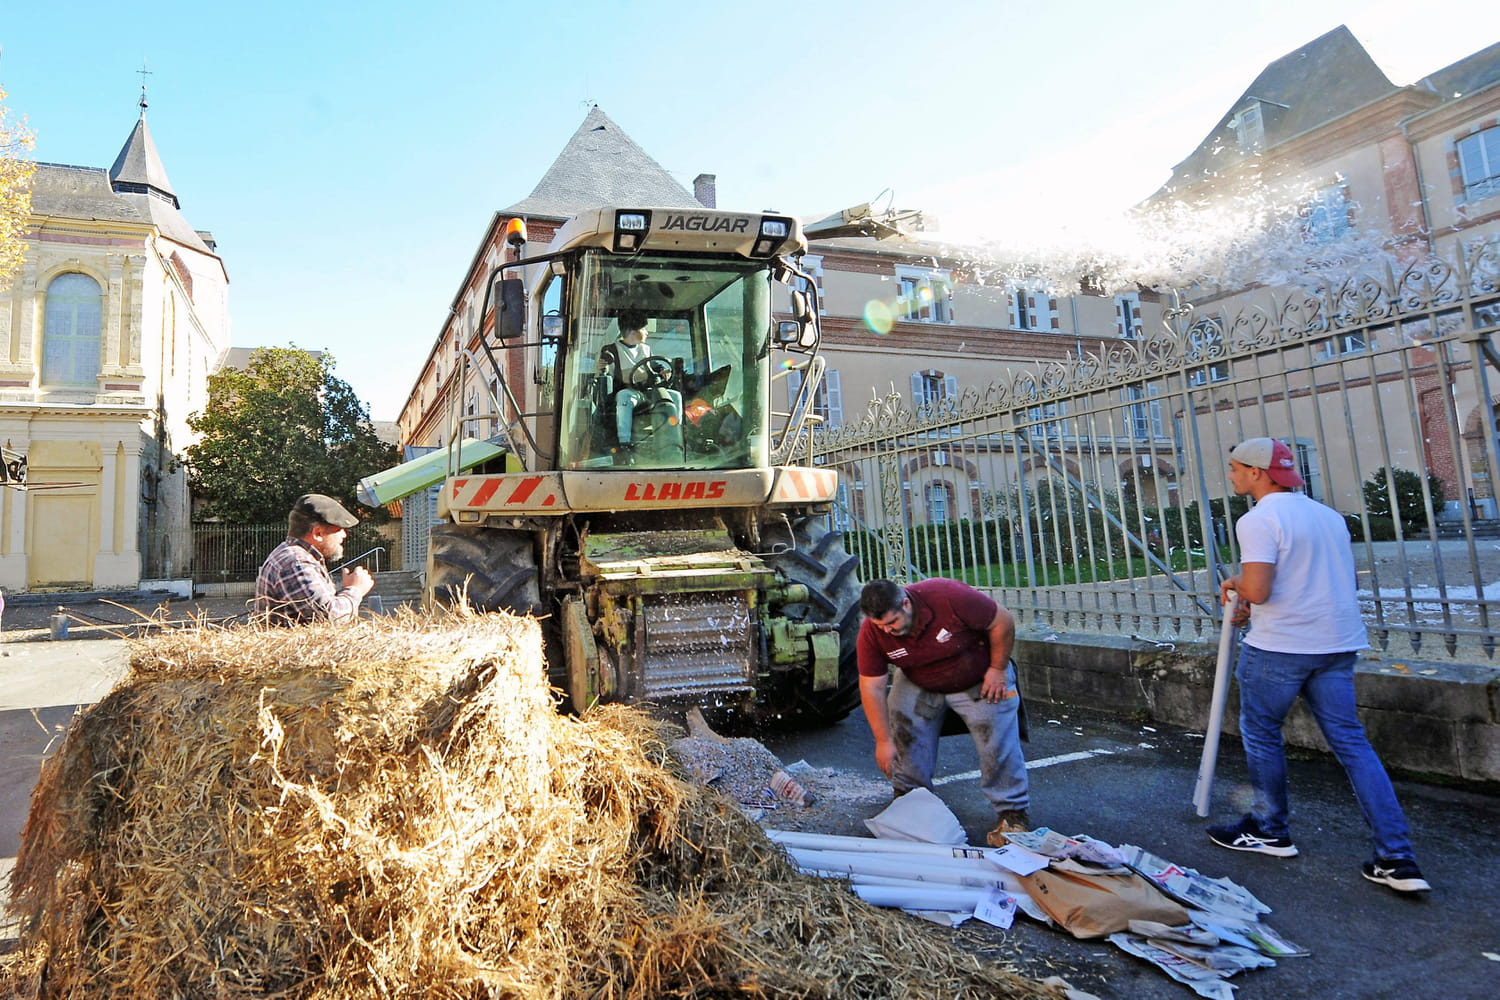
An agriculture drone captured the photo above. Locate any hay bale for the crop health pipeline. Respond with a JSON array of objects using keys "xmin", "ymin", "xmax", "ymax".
[{"xmin": 3, "ymin": 609, "xmax": 1062, "ymax": 999}]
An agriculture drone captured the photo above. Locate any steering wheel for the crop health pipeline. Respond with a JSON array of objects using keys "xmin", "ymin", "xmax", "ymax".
[{"xmin": 628, "ymin": 355, "xmax": 675, "ymax": 390}]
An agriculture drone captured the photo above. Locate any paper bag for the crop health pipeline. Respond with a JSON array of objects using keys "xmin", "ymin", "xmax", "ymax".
[
  {"xmin": 862, "ymin": 787, "xmax": 967, "ymax": 844},
  {"xmin": 1017, "ymin": 864, "xmax": 1189, "ymax": 939}
]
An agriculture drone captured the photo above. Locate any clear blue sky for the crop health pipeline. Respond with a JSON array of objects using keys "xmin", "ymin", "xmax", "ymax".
[{"xmin": 4, "ymin": 0, "xmax": 1498, "ymax": 420}]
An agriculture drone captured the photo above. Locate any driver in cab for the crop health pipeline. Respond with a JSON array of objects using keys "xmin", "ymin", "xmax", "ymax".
[{"xmin": 598, "ymin": 310, "xmax": 682, "ymax": 453}]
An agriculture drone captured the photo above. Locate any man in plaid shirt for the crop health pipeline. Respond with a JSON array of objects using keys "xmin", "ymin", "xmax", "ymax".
[{"xmin": 254, "ymin": 494, "xmax": 375, "ymax": 625}]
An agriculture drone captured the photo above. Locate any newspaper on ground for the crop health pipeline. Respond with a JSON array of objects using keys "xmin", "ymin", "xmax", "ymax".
[
  {"xmin": 1001, "ymin": 827, "xmax": 1125, "ymax": 865},
  {"xmin": 676, "ymin": 721, "xmax": 1300, "ymax": 997},
  {"xmin": 772, "ymin": 821, "xmax": 1307, "ymax": 997},
  {"xmin": 1116, "ymin": 842, "xmax": 1271, "ymax": 922},
  {"xmin": 1106, "ymin": 933, "xmax": 1238, "ymax": 1000},
  {"xmin": 1189, "ymin": 915, "xmax": 1311, "ymax": 958}
]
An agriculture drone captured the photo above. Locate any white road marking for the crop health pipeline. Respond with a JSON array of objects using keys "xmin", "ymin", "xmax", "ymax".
[{"xmin": 933, "ymin": 748, "xmax": 1117, "ymax": 786}]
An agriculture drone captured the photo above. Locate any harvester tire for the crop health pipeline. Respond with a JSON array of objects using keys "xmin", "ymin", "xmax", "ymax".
[
  {"xmin": 759, "ymin": 516, "xmax": 863, "ymax": 728},
  {"xmin": 426, "ymin": 525, "xmax": 542, "ymax": 615}
]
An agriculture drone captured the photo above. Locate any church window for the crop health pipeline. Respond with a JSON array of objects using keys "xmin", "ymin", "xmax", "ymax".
[{"xmin": 42, "ymin": 273, "xmax": 104, "ymax": 388}]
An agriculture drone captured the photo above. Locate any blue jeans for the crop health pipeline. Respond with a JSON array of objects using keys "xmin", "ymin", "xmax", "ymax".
[
  {"xmin": 1236, "ymin": 644, "xmax": 1415, "ymax": 861},
  {"xmin": 887, "ymin": 663, "xmax": 1029, "ymax": 813}
]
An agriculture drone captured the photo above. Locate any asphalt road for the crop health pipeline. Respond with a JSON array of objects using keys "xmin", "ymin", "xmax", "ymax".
[
  {"xmin": 4, "ymin": 633, "xmax": 1496, "ymax": 998},
  {"xmin": 757, "ymin": 701, "xmax": 1500, "ymax": 1000}
]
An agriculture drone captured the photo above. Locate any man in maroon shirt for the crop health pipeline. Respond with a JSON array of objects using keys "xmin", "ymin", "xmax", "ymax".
[{"xmin": 858, "ymin": 578, "xmax": 1030, "ymax": 845}]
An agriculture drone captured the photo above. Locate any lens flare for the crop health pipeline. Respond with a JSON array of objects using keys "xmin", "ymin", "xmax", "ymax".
[{"xmin": 864, "ymin": 300, "xmax": 895, "ymax": 334}]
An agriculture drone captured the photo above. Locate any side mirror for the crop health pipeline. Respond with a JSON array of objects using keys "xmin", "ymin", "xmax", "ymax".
[
  {"xmin": 797, "ymin": 321, "xmax": 819, "ymax": 351},
  {"xmin": 493, "ymin": 277, "xmax": 525, "ymax": 339},
  {"xmin": 775, "ymin": 320, "xmax": 818, "ymax": 351},
  {"xmin": 789, "ymin": 288, "xmax": 815, "ymax": 324}
]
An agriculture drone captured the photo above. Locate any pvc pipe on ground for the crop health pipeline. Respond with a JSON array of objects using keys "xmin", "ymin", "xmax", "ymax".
[
  {"xmin": 805, "ymin": 869, "xmax": 1047, "ymax": 922},
  {"xmin": 848, "ymin": 883, "xmax": 989, "ymax": 911},
  {"xmin": 1194, "ymin": 591, "xmax": 1238, "ymax": 818},
  {"xmin": 785, "ymin": 847, "xmax": 1021, "ymax": 892},
  {"xmin": 766, "ymin": 829, "xmax": 988, "ymax": 858}
]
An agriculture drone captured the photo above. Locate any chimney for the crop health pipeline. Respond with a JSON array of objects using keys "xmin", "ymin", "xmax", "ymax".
[{"xmin": 693, "ymin": 173, "xmax": 717, "ymax": 209}]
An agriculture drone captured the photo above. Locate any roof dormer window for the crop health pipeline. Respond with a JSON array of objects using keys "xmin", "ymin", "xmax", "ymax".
[{"xmin": 1231, "ymin": 102, "xmax": 1266, "ymax": 153}]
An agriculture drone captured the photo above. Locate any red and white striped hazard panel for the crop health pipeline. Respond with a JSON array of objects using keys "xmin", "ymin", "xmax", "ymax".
[
  {"xmin": 769, "ymin": 467, "xmax": 838, "ymax": 504},
  {"xmin": 448, "ymin": 474, "xmax": 561, "ymax": 510}
]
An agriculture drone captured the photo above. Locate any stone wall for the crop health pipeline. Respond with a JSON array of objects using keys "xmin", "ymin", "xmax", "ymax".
[{"xmin": 1014, "ymin": 632, "xmax": 1500, "ymax": 785}]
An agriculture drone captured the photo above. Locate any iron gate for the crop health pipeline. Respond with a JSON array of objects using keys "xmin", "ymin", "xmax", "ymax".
[{"xmin": 807, "ymin": 239, "xmax": 1500, "ymax": 661}]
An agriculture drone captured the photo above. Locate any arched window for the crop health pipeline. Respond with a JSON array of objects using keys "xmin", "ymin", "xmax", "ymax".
[{"xmin": 42, "ymin": 273, "xmax": 103, "ymax": 388}]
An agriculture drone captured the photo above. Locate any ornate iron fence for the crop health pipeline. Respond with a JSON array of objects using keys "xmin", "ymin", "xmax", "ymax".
[
  {"xmin": 142, "ymin": 522, "xmax": 399, "ymax": 584},
  {"xmin": 808, "ymin": 239, "xmax": 1500, "ymax": 661}
]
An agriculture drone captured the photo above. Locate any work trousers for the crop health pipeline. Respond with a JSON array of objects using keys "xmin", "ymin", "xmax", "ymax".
[{"xmin": 887, "ymin": 662, "xmax": 1028, "ymax": 814}]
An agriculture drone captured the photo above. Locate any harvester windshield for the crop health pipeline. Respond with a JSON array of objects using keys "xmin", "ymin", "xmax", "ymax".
[{"xmin": 558, "ymin": 251, "xmax": 775, "ymax": 471}]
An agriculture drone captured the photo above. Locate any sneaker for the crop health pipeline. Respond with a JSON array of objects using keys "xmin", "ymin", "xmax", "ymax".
[
  {"xmin": 985, "ymin": 809, "xmax": 1031, "ymax": 846},
  {"xmin": 1362, "ymin": 858, "xmax": 1430, "ymax": 893},
  {"xmin": 1206, "ymin": 815, "xmax": 1299, "ymax": 857}
]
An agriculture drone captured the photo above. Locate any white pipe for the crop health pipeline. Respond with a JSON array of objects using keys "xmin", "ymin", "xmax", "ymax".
[
  {"xmin": 767, "ymin": 829, "xmax": 987, "ymax": 858},
  {"xmin": 1193, "ymin": 591, "xmax": 1238, "ymax": 817},
  {"xmin": 849, "ymin": 883, "xmax": 988, "ymax": 910},
  {"xmin": 804, "ymin": 869, "xmax": 1048, "ymax": 923},
  {"xmin": 785, "ymin": 848, "xmax": 1021, "ymax": 892}
]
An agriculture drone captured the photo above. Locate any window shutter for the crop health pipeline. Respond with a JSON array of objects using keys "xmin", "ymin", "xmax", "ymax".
[
  {"xmin": 826, "ymin": 370, "xmax": 843, "ymax": 427},
  {"xmin": 1459, "ymin": 134, "xmax": 1484, "ymax": 187},
  {"xmin": 910, "ymin": 372, "xmax": 924, "ymax": 405}
]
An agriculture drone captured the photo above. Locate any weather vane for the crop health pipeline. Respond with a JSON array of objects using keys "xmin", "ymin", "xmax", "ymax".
[{"xmin": 137, "ymin": 58, "xmax": 152, "ymax": 111}]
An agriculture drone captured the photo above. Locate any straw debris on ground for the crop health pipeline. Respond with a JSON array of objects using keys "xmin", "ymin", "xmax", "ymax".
[{"xmin": 3, "ymin": 608, "xmax": 1066, "ymax": 999}]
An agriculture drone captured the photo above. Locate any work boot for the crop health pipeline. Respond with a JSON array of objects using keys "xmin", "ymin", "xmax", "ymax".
[{"xmin": 985, "ymin": 809, "xmax": 1031, "ymax": 846}]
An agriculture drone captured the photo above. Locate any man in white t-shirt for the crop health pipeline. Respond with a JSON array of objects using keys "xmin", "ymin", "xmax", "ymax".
[
  {"xmin": 1205, "ymin": 438, "xmax": 1429, "ymax": 893},
  {"xmin": 597, "ymin": 310, "xmax": 682, "ymax": 452}
]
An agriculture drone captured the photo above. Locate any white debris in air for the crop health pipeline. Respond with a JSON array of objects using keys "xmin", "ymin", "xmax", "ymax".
[{"xmin": 929, "ymin": 173, "xmax": 1410, "ymax": 304}]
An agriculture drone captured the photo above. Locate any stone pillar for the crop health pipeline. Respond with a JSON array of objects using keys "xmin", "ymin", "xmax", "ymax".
[
  {"xmin": 124, "ymin": 253, "xmax": 144, "ymax": 369},
  {"xmin": 93, "ymin": 434, "xmax": 143, "ymax": 588},
  {"xmin": 5, "ymin": 256, "xmax": 41, "ymax": 379},
  {"xmin": 104, "ymin": 255, "xmax": 125, "ymax": 373},
  {"xmin": 0, "ymin": 426, "xmax": 30, "ymax": 590}
]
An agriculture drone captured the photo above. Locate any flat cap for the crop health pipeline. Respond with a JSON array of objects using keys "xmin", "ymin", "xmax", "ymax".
[{"xmin": 292, "ymin": 493, "xmax": 359, "ymax": 528}]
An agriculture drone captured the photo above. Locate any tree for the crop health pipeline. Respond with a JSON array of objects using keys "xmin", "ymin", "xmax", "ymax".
[
  {"xmin": 185, "ymin": 347, "xmax": 399, "ymax": 524},
  {"xmin": 0, "ymin": 85, "xmax": 37, "ymax": 290},
  {"xmin": 1362, "ymin": 466, "xmax": 1445, "ymax": 536}
]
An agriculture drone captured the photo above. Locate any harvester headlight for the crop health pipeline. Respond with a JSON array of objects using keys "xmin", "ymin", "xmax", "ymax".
[
  {"xmin": 752, "ymin": 216, "xmax": 793, "ymax": 257},
  {"xmin": 614, "ymin": 211, "xmax": 651, "ymax": 252}
]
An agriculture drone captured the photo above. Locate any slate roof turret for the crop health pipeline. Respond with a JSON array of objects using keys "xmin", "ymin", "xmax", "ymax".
[
  {"xmin": 30, "ymin": 105, "xmax": 217, "ymax": 258},
  {"xmin": 109, "ymin": 108, "xmax": 179, "ymax": 208},
  {"xmin": 503, "ymin": 106, "xmax": 701, "ymax": 219}
]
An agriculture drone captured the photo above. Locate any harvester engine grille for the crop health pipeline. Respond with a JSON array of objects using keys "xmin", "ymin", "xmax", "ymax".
[{"xmin": 640, "ymin": 591, "xmax": 753, "ymax": 700}]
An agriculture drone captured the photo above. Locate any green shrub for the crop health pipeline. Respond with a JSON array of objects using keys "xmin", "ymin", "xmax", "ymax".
[
  {"xmin": 1361, "ymin": 467, "xmax": 1444, "ymax": 535},
  {"xmin": 1345, "ymin": 513, "xmax": 1398, "ymax": 542}
]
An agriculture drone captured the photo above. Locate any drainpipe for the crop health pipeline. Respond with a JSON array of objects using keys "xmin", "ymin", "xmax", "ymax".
[
  {"xmin": 1070, "ymin": 295, "xmax": 1083, "ymax": 360},
  {"xmin": 1398, "ymin": 119, "xmax": 1436, "ymax": 255}
]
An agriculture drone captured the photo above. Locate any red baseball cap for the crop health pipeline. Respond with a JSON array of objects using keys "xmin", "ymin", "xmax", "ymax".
[{"xmin": 1228, "ymin": 438, "xmax": 1304, "ymax": 488}]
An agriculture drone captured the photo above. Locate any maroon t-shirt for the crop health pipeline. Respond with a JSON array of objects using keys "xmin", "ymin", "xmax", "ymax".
[{"xmin": 856, "ymin": 578, "xmax": 999, "ymax": 693}]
